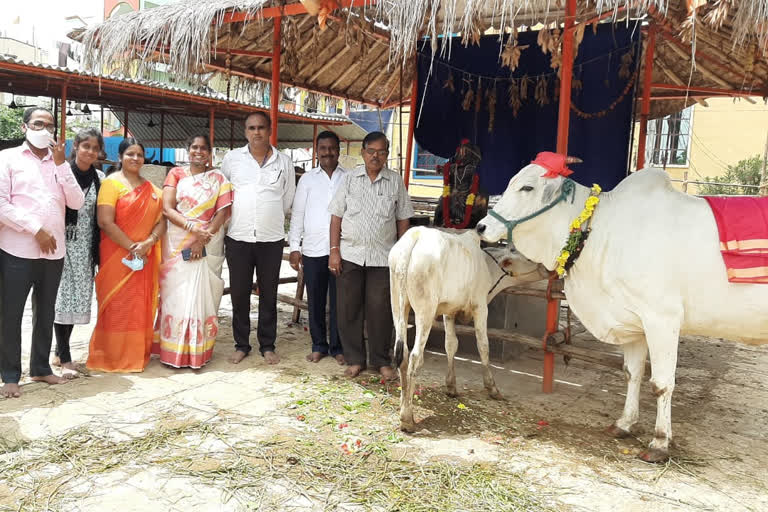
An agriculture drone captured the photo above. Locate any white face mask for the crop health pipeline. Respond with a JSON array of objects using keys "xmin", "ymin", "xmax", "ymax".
[{"xmin": 25, "ymin": 126, "xmax": 53, "ymax": 149}]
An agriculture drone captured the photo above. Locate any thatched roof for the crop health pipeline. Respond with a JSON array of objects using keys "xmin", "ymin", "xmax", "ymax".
[{"xmin": 72, "ymin": 0, "xmax": 768, "ymax": 117}]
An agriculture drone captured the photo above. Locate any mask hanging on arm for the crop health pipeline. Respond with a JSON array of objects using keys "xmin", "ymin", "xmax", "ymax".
[
  {"xmin": 121, "ymin": 252, "xmax": 145, "ymax": 271},
  {"xmin": 25, "ymin": 127, "xmax": 54, "ymax": 149}
]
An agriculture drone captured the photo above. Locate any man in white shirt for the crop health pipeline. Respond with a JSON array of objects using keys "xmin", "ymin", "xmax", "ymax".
[
  {"xmin": 288, "ymin": 131, "xmax": 347, "ymax": 365},
  {"xmin": 221, "ymin": 111, "xmax": 296, "ymax": 365}
]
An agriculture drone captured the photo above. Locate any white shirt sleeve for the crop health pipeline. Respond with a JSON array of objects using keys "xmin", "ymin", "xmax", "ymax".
[
  {"xmin": 283, "ymin": 158, "xmax": 296, "ymax": 215},
  {"xmin": 288, "ymin": 174, "xmax": 308, "ymax": 252}
]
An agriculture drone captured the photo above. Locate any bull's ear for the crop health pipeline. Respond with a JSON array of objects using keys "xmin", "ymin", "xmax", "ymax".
[{"xmin": 541, "ymin": 182, "xmax": 558, "ymax": 203}]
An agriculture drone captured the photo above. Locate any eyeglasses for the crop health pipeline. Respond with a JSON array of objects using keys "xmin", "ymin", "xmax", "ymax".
[
  {"xmin": 27, "ymin": 121, "xmax": 56, "ymax": 133},
  {"xmin": 364, "ymin": 149, "xmax": 388, "ymax": 157}
]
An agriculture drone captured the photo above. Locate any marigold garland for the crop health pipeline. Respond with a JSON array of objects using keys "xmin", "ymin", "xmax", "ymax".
[{"xmin": 555, "ymin": 183, "xmax": 602, "ymax": 277}]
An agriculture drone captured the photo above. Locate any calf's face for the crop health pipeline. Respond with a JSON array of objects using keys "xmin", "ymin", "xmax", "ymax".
[{"xmin": 486, "ymin": 247, "xmax": 549, "ymax": 282}]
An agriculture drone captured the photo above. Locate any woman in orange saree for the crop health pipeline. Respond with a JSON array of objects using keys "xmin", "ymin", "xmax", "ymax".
[{"xmin": 86, "ymin": 138, "xmax": 165, "ymax": 373}]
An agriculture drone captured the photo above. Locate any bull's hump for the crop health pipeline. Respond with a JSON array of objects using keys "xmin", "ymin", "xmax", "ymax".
[{"xmin": 614, "ymin": 168, "xmax": 674, "ymax": 195}]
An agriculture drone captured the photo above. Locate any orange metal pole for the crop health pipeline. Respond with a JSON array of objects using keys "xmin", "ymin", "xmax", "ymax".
[
  {"xmin": 60, "ymin": 83, "xmax": 67, "ymax": 140},
  {"xmin": 403, "ymin": 55, "xmax": 418, "ymax": 189},
  {"xmin": 636, "ymin": 25, "xmax": 656, "ymax": 170},
  {"xmin": 270, "ymin": 17, "xmax": 281, "ymax": 147},
  {"xmin": 556, "ymin": 0, "xmax": 576, "ymax": 154},
  {"xmin": 209, "ymin": 108, "xmax": 215, "ymax": 148},
  {"xmin": 545, "ymin": 0, "xmax": 577, "ymax": 394}
]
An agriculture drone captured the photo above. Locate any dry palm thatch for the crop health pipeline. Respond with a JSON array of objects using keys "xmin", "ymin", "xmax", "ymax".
[{"xmin": 81, "ymin": 1, "xmax": 273, "ymax": 85}]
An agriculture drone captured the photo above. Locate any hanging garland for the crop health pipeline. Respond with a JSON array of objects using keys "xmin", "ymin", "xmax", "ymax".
[{"xmin": 569, "ymin": 67, "xmax": 638, "ymax": 119}]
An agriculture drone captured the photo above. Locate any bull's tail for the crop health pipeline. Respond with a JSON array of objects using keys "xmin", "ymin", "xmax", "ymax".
[{"xmin": 389, "ymin": 229, "xmax": 420, "ymax": 369}]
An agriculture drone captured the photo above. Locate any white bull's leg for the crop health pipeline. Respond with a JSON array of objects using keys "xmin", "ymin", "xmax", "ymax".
[
  {"xmin": 400, "ymin": 312, "xmax": 434, "ymax": 432},
  {"xmin": 606, "ymin": 337, "xmax": 648, "ymax": 438},
  {"xmin": 443, "ymin": 315, "xmax": 459, "ymax": 397},
  {"xmin": 473, "ymin": 304, "xmax": 502, "ymax": 400},
  {"xmin": 640, "ymin": 315, "xmax": 681, "ymax": 462}
]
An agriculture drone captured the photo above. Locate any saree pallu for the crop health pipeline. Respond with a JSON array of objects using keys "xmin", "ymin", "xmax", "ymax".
[
  {"xmin": 152, "ymin": 168, "xmax": 233, "ymax": 368},
  {"xmin": 87, "ymin": 181, "xmax": 162, "ymax": 372}
]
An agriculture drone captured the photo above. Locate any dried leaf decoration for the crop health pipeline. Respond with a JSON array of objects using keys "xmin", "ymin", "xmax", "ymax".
[
  {"xmin": 500, "ymin": 28, "xmax": 529, "ymax": 72},
  {"xmin": 507, "ymin": 79, "xmax": 522, "ymax": 117},
  {"xmin": 535, "ymin": 76, "xmax": 549, "ymax": 106},
  {"xmin": 487, "ymin": 83, "xmax": 497, "ymax": 133},
  {"xmin": 462, "ymin": 85, "xmax": 474, "ymax": 111},
  {"xmin": 443, "ymin": 72, "xmax": 456, "ymax": 93},
  {"xmin": 462, "ymin": 10, "xmax": 484, "ymax": 47},
  {"xmin": 549, "ymin": 28, "xmax": 563, "ymax": 69},
  {"xmin": 618, "ymin": 51, "xmax": 634, "ymax": 80},
  {"xmin": 520, "ymin": 75, "xmax": 530, "ymax": 101},
  {"xmin": 572, "ymin": 77, "xmax": 583, "ymax": 91},
  {"xmin": 574, "ymin": 24, "xmax": 586, "ymax": 57}
]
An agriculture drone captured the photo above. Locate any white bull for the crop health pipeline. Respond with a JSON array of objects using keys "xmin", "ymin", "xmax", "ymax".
[
  {"xmin": 389, "ymin": 226, "xmax": 548, "ymax": 432},
  {"xmin": 476, "ymin": 164, "xmax": 768, "ymax": 461}
]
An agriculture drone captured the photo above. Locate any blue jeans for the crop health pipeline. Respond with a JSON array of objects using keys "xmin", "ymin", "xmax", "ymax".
[{"xmin": 302, "ymin": 255, "xmax": 342, "ymax": 356}]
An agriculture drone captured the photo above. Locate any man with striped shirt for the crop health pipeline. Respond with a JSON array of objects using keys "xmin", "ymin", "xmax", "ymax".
[{"xmin": 328, "ymin": 131, "xmax": 414, "ymax": 379}]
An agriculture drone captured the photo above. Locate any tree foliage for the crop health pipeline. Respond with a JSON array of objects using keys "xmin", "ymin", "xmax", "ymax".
[
  {"xmin": 699, "ymin": 155, "xmax": 764, "ymax": 196},
  {"xmin": 0, "ymin": 106, "xmax": 24, "ymax": 140}
]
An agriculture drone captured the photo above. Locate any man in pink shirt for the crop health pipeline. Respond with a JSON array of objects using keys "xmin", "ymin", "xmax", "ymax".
[{"xmin": 0, "ymin": 107, "xmax": 85, "ymax": 398}]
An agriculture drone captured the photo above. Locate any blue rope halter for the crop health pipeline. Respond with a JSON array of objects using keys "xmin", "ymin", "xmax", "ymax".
[{"xmin": 488, "ymin": 179, "xmax": 576, "ymax": 242}]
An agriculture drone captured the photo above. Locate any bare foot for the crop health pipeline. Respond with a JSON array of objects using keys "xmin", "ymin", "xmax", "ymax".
[
  {"xmin": 1, "ymin": 383, "xmax": 21, "ymax": 398},
  {"xmin": 51, "ymin": 355, "xmax": 61, "ymax": 367},
  {"xmin": 229, "ymin": 350, "xmax": 249, "ymax": 364},
  {"xmin": 264, "ymin": 351, "xmax": 280, "ymax": 365},
  {"xmin": 379, "ymin": 366, "xmax": 397, "ymax": 381},
  {"xmin": 305, "ymin": 352, "xmax": 326, "ymax": 363},
  {"xmin": 334, "ymin": 354, "xmax": 346, "ymax": 366},
  {"xmin": 344, "ymin": 364, "xmax": 364, "ymax": 378},
  {"xmin": 61, "ymin": 362, "xmax": 79, "ymax": 379},
  {"xmin": 30, "ymin": 374, "xmax": 68, "ymax": 385}
]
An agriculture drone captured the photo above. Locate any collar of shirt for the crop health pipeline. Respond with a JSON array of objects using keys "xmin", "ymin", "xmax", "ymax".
[
  {"xmin": 309, "ymin": 164, "xmax": 347, "ymax": 178},
  {"xmin": 352, "ymin": 165, "xmax": 391, "ymax": 182},
  {"xmin": 21, "ymin": 141, "xmax": 53, "ymax": 162},
  {"xmin": 238, "ymin": 144, "xmax": 278, "ymax": 167}
]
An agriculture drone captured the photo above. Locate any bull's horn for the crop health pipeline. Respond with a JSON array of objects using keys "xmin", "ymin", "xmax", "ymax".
[{"xmin": 565, "ymin": 156, "xmax": 583, "ymax": 164}]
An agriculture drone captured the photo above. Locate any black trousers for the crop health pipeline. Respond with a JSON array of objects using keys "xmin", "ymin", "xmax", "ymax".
[
  {"xmin": 0, "ymin": 249, "xmax": 64, "ymax": 383},
  {"xmin": 336, "ymin": 259, "xmax": 393, "ymax": 369},
  {"xmin": 302, "ymin": 255, "xmax": 342, "ymax": 356},
  {"xmin": 53, "ymin": 323, "xmax": 74, "ymax": 364},
  {"xmin": 224, "ymin": 237, "xmax": 283, "ymax": 355}
]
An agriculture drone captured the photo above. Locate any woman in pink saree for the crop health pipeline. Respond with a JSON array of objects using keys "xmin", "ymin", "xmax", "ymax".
[{"xmin": 153, "ymin": 135, "xmax": 233, "ymax": 368}]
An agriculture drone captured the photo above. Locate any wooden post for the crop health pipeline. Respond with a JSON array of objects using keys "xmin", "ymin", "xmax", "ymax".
[
  {"xmin": 159, "ymin": 112, "xmax": 165, "ymax": 159},
  {"xmin": 403, "ymin": 54, "xmax": 418, "ymax": 189},
  {"xmin": 60, "ymin": 84, "xmax": 67, "ymax": 140},
  {"xmin": 52, "ymin": 94, "xmax": 59, "ymax": 140},
  {"xmin": 209, "ymin": 108, "xmax": 215, "ymax": 148},
  {"xmin": 230, "ymin": 118, "xmax": 235, "ymax": 150},
  {"xmin": 100, "ymin": 106, "xmax": 105, "ymax": 135},
  {"xmin": 124, "ymin": 109, "xmax": 129, "ymax": 138},
  {"xmin": 270, "ymin": 17, "xmax": 281, "ymax": 147},
  {"xmin": 636, "ymin": 25, "xmax": 657, "ymax": 170},
  {"xmin": 760, "ymin": 131, "xmax": 768, "ymax": 196},
  {"xmin": 682, "ymin": 170, "xmax": 688, "ymax": 194},
  {"xmin": 312, "ymin": 123, "xmax": 318, "ymax": 167},
  {"xmin": 556, "ymin": 0, "xmax": 576, "ymax": 154}
]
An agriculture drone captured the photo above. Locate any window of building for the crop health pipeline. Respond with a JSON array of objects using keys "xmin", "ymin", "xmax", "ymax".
[
  {"xmin": 646, "ymin": 105, "xmax": 694, "ymax": 167},
  {"xmin": 413, "ymin": 142, "xmax": 448, "ymax": 178}
]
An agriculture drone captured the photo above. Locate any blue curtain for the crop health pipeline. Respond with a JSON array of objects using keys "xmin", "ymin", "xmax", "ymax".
[{"xmin": 414, "ymin": 22, "xmax": 641, "ymax": 195}]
